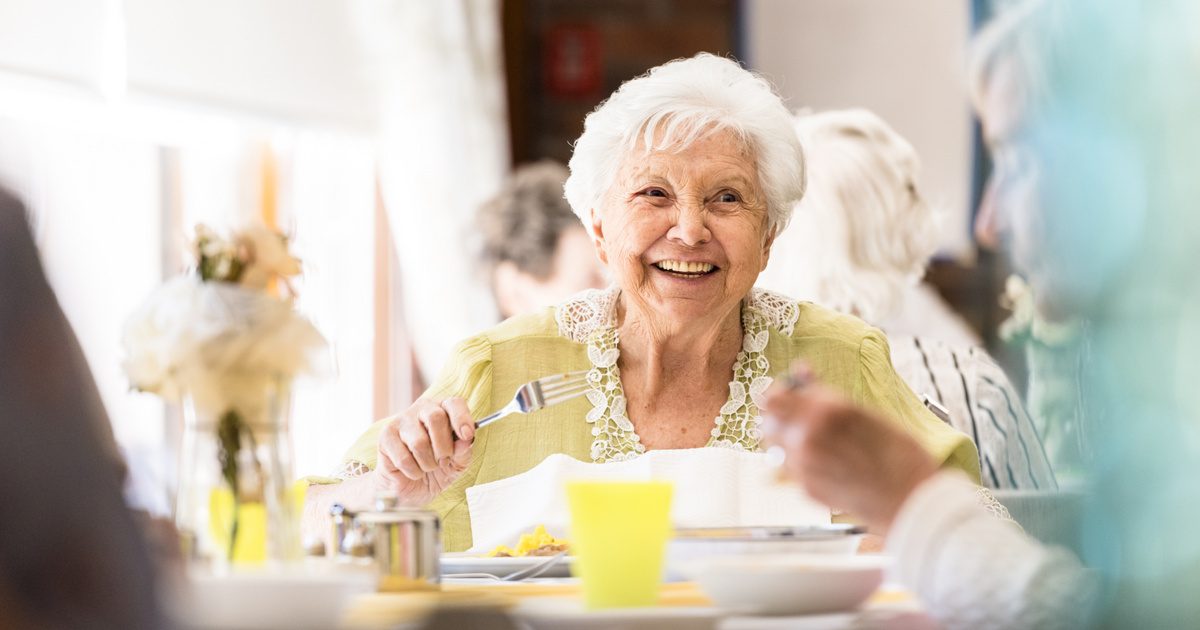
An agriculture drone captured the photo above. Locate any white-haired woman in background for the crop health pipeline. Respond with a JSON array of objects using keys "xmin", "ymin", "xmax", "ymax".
[
  {"xmin": 759, "ymin": 109, "xmax": 1056, "ymax": 491},
  {"xmin": 306, "ymin": 54, "xmax": 977, "ymax": 551},
  {"xmin": 761, "ymin": 108, "xmax": 978, "ymax": 347}
]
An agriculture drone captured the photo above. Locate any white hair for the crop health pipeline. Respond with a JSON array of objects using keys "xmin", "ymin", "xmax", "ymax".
[
  {"xmin": 759, "ymin": 109, "xmax": 939, "ymax": 323},
  {"xmin": 564, "ymin": 53, "xmax": 805, "ymax": 233}
]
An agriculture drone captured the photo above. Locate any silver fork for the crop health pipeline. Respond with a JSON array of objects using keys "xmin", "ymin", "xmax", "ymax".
[
  {"xmin": 473, "ymin": 370, "xmax": 591, "ymax": 430},
  {"xmin": 442, "ymin": 551, "xmax": 569, "ymax": 582}
]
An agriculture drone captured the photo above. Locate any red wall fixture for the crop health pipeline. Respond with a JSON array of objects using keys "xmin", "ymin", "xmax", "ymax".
[{"xmin": 543, "ymin": 23, "xmax": 602, "ymax": 99}]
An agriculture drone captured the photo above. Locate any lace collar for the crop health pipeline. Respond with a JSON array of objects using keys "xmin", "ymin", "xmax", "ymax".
[{"xmin": 555, "ymin": 286, "xmax": 800, "ymax": 463}]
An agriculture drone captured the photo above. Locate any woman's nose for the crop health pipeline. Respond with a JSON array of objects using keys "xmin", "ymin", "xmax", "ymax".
[{"xmin": 666, "ymin": 203, "xmax": 712, "ymax": 247}]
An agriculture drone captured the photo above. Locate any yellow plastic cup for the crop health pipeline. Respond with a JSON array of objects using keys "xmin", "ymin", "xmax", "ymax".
[{"xmin": 566, "ymin": 480, "xmax": 674, "ymax": 609}]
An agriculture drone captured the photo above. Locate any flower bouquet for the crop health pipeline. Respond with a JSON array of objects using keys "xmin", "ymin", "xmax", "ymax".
[{"xmin": 123, "ymin": 224, "xmax": 328, "ymax": 566}]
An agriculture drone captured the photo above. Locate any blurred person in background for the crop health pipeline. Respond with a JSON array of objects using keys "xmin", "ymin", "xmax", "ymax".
[
  {"xmin": 476, "ymin": 160, "xmax": 607, "ymax": 319},
  {"xmin": 0, "ymin": 186, "xmax": 162, "ymax": 628},
  {"xmin": 760, "ymin": 108, "xmax": 1055, "ymax": 491},
  {"xmin": 765, "ymin": 0, "xmax": 1200, "ymax": 626}
]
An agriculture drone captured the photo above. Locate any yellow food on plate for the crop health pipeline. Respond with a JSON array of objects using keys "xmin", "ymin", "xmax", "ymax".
[{"xmin": 487, "ymin": 525, "xmax": 570, "ymax": 557}]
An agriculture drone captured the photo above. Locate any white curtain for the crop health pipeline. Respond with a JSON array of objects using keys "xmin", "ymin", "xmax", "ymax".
[
  {"xmin": 355, "ymin": 0, "xmax": 510, "ymax": 384},
  {"xmin": 280, "ymin": 132, "xmax": 378, "ymax": 478}
]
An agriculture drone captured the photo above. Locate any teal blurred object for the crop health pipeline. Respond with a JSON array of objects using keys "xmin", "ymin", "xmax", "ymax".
[
  {"xmin": 1021, "ymin": 0, "xmax": 1200, "ymax": 625},
  {"xmin": 994, "ymin": 489, "xmax": 1086, "ymax": 558}
]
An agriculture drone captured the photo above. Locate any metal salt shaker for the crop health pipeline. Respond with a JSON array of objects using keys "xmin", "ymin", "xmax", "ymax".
[
  {"xmin": 327, "ymin": 503, "xmax": 356, "ymax": 558},
  {"xmin": 353, "ymin": 494, "xmax": 442, "ymax": 590}
]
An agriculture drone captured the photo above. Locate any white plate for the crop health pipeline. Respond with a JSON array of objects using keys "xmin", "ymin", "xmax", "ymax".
[
  {"xmin": 682, "ymin": 554, "xmax": 888, "ymax": 616},
  {"xmin": 440, "ymin": 552, "xmax": 576, "ymax": 578}
]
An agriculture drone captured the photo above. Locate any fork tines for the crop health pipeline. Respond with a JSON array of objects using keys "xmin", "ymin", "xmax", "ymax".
[{"xmin": 532, "ymin": 370, "xmax": 591, "ymax": 408}]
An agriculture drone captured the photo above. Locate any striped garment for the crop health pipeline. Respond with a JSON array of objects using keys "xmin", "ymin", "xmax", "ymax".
[{"xmin": 889, "ymin": 335, "xmax": 1058, "ymax": 491}]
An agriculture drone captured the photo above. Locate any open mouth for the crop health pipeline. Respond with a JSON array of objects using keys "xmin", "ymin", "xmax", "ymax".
[{"xmin": 652, "ymin": 260, "xmax": 719, "ymax": 279}]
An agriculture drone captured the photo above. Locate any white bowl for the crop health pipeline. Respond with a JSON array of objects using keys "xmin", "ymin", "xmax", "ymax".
[
  {"xmin": 171, "ymin": 565, "xmax": 375, "ymax": 629},
  {"xmin": 665, "ymin": 531, "xmax": 861, "ymax": 581},
  {"xmin": 681, "ymin": 554, "xmax": 888, "ymax": 616}
]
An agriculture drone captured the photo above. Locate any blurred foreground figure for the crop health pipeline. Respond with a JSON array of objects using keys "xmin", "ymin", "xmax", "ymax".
[
  {"xmin": 0, "ymin": 188, "xmax": 162, "ymax": 628},
  {"xmin": 769, "ymin": 0, "xmax": 1200, "ymax": 626},
  {"xmin": 760, "ymin": 109, "xmax": 1055, "ymax": 490},
  {"xmin": 970, "ymin": 0, "xmax": 1091, "ymax": 482},
  {"xmin": 477, "ymin": 161, "xmax": 606, "ymax": 319}
]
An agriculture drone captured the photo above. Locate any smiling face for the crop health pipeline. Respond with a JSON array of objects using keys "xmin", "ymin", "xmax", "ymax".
[{"xmin": 589, "ymin": 128, "xmax": 775, "ymax": 325}]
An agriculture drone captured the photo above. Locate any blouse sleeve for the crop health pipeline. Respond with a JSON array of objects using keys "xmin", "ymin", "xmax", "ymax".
[
  {"xmin": 318, "ymin": 334, "xmax": 495, "ymax": 481},
  {"xmin": 887, "ymin": 471, "xmax": 1098, "ymax": 629},
  {"xmin": 855, "ymin": 330, "xmax": 982, "ymax": 483}
]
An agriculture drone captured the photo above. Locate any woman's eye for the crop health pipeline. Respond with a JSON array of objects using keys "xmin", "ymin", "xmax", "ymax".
[
  {"xmin": 717, "ymin": 191, "xmax": 741, "ymax": 203},
  {"xmin": 642, "ymin": 188, "xmax": 668, "ymax": 198}
]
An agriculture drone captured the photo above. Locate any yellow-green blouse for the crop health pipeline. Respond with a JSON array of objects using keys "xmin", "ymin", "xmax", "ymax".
[{"xmin": 332, "ymin": 288, "xmax": 980, "ymax": 551}]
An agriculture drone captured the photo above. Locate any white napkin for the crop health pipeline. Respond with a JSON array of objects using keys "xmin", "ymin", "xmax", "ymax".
[{"xmin": 466, "ymin": 447, "xmax": 830, "ymax": 553}]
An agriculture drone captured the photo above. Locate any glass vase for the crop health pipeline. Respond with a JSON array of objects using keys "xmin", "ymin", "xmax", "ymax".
[{"xmin": 175, "ymin": 374, "xmax": 300, "ymax": 569}]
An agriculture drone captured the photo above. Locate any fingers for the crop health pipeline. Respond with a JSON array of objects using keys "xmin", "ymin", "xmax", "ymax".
[
  {"xmin": 422, "ymin": 405, "xmax": 455, "ymax": 465},
  {"xmin": 403, "ymin": 405, "xmax": 443, "ymax": 472},
  {"xmin": 379, "ymin": 419, "xmax": 423, "ymax": 481},
  {"xmin": 763, "ymin": 381, "xmax": 839, "ymax": 431},
  {"xmin": 442, "ymin": 397, "xmax": 475, "ymax": 442},
  {"xmin": 378, "ymin": 397, "xmax": 477, "ymax": 485},
  {"xmin": 783, "ymin": 361, "xmax": 815, "ymax": 391},
  {"xmin": 449, "ymin": 437, "xmax": 474, "ymax": 469},
  {"xmin": 763, "ymin": 361, "xmax": 819, "ymax": 420}
]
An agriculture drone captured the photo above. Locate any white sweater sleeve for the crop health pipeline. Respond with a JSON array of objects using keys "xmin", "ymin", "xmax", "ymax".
[{"xmin": 885, "ymin": 471, "xmax": 1098, "ymax": 630}]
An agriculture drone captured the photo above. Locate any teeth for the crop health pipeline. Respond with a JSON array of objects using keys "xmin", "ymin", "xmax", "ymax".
[{"xmin": 656, "ymin": 260, "xmax": 714, "ymax": 274}]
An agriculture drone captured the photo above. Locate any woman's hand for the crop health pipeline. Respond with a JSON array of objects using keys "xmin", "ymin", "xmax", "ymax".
[
  {"xmin": 762, "ymin": 365, "xmax": 938, "ymax": 534},
  {"xmin": 375, "ymin": 397, "xmax": 476, "ymax": 506}
]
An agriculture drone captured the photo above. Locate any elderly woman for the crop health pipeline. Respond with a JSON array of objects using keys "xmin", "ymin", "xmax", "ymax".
[
  {"xmin": 477, "ymin": 160, "xmax": 607, "ymax": 318},
  {"xmin": 307, "ymin": 53, "xmax": 978, "ymax": 551},
  {"xmin": 758, "ymin": 109, "xmax": 1055, "ymax": 491}
]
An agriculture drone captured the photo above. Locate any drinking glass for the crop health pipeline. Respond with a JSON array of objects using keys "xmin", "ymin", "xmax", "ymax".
[{"xmin": 566, "ymin": 481, "xmax": 674, "ymax": 609}]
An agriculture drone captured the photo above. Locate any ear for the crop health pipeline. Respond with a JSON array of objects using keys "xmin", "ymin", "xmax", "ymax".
[
  {"xmin": 760, "ymin": 223, "xmax": 778, "ymax": 271},
  {"xmin": 588, "ymin": 207, "xmax": 609, "ymax": 265}
]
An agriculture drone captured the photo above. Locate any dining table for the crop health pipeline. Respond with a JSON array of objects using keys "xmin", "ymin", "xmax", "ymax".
[{"xmin": 336, "ymin": 577, "xmax": 940, "ymax": 630}]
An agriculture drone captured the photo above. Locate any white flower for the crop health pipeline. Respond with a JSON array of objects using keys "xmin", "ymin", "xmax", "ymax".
[
  {"xmin": 235, "ymin": 225, "xmax": 302, "ymax": 290},
  {"xmin": 121, "ymin": 276, "xmax": 329, "ymax": 419}
]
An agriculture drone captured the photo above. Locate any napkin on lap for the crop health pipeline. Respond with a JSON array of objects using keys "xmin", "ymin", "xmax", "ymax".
[{"xmin": 466, "ymin": 447, "xmax": 830, "ymax": 553}]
